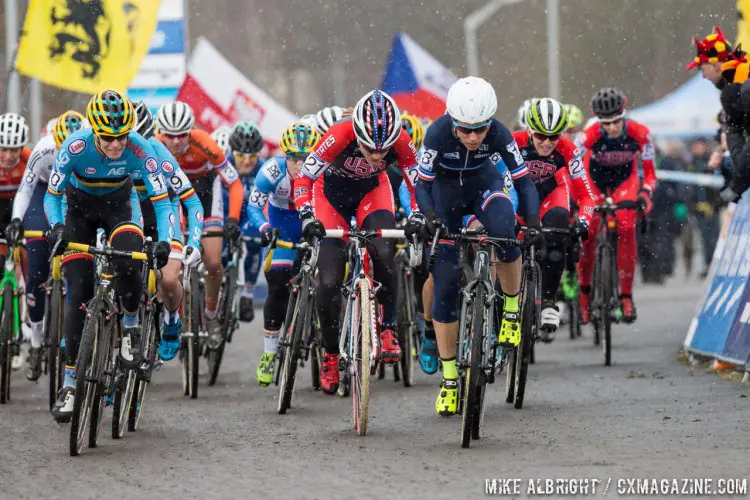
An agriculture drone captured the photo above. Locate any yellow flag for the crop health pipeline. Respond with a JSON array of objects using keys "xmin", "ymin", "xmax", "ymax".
[
  {"xmin": 738, "ymin": 0, "xmax": 750, "ymax": 52},
  {"xmin": 15, "ymin": 0, "xmax": 158, "ymax": 94}
]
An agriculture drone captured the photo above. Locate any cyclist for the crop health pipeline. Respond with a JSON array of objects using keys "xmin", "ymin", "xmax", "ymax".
[
  {"xmin": 155, "ymin": 102, "xmax": 244, "ymax": 347},
  {"xmin": 410, "ymin": 76, "xmax": 541, "ymax": 416},
  {"xmin": 313, "ymin": 106, "xmax": 345, "ymax": 135},
  {"xmin": 210, "ymin": 126, "xmax": 232, "ymax": 156},
  {"xmin": 8, "ymin": 111, "xmax": 86, "ymax": 380},
  {"xmin": 45, "ymin": 90, "xmax": 173, "ymax": 422},
  {"xmin": 225, "ymin": 121, "xmax": 265, "ymax": 322},
  {"xmin": 575, "ymin": 88, "xmax": 657, "ymax": 324},
  {"xmin": 513, "ymin": 98, "xmax": 537, "ymax": 132},
  {"xmin": 248, "ymin": 121, "xmax": 320, "ymax": 386},
  {"xmin": 563, "ymin": 104, "xmax": 585, "ymax": 142},
  {"xmin": 294, "ymin": 89, "xmax": 419, "ymax": 394},
  {"xmin": 131, "ymin": 101, "xmax": 204, "ymax": 361},
  {"xmin": 0, "ymin": 112, "xmax": 31, "ymax": 371},
  {"xmin": 516, "ymin": 98, "xmax": 595, "ymax": 338}
]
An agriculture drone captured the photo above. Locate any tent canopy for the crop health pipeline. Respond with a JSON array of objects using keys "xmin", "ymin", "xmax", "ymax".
[{"xmin": 628, "ymin": 75, "xmax": 722, "ymax": 139}]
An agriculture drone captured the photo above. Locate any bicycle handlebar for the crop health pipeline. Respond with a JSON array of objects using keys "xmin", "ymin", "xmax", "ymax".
[
  {"xmin": 62, "ymin": 242, "xmax": 150, "ymax": 262},
  {"xmin": 324, "ymin": 229, "xmax": 405, "ymax": 239},
  {"xmin": 595, "ymin": 199, "xmax": 639, "ymax": 212}
]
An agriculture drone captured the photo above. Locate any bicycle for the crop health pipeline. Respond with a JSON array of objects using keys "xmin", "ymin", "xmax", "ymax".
[
  {"xmin": 266, "ymin": 236, "xmax": 322, "ymax": 413},
  {"xmin": 590, "ymin": 198, "xmax": 639, "ymax": 367},
  {"xmin": 43, "ymin": 251, "xmax": 66, "ymax": 412},
  {"xmin": 126, "ymin": 240, "xmax": 161, "ymax": 432},
  {"xmin": 334, "ymin": 228, "xmax": 405, "ymax": 436},
  {"xmin": 390, "ymin": 236, "xmax": 422, "ymax": 387},
  {"xmin": 0, "ymin": 230, "xmax": 43, "ymax": 404},
  {"xmin": 56, "ymin": 238, "xmax": 153, "ymax": 456},
  {"xmin": 429, "ymin": 227, "xmax": 521, "ymax": 448}
]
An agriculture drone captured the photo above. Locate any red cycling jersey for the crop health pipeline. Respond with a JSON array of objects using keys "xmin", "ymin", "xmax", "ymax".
[
  {"xmin": 294, "ymin": 119, "xmax": 418, "ymax": 214},
  {"xmin": 513, "ymin": 132, "xmax": 596, "ymax": 224}
]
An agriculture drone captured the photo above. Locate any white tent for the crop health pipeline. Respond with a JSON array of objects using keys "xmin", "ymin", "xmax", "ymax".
[{"xmin": 628, "ymin": 75, "xmax": 722, "ymax": 138}]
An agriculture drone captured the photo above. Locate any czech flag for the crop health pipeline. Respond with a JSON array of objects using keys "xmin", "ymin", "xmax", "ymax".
[{"xmin": 381, "ymin": 32, "xmax": 457, "ymax": 120}]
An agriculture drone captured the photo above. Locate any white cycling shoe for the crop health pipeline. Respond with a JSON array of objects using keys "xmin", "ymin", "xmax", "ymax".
[{"xmin": 539, "ymin": 302, "xmax": 560, "ymax": 342}]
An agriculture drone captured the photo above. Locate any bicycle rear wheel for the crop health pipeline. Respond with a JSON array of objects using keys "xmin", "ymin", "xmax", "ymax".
[
  {"xmin": 514, "ymin": 266, "xmax": 538, "ymax": 410},
  {"xmin": 70, "ymin": 312, "xmax": 100, "ymax": 456},
  {"xmin": 0, "ymin": 284, "xmax": 13, "ymax": 404},
  {"xmin": 46, "ymin": 279, "xmax": 65, "ymax": 411},
  {"xmin": 277, "ymin": 277, "xmax": 308, "ymax": 414},
  {"xmin": 353, "ymin": 280, "xmax": 372, "ymax": 436},
  {"xmin": 461, "ymin": 284, "xmax": 486, "ymax": 448}
]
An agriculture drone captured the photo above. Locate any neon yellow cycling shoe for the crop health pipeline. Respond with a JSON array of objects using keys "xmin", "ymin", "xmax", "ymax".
[
  {"xmin": 435, "ymin": 378, "xmax": 459, "ymax": 416},
  {"xmin": 255, "ymin": 352, "xmax": 276, "ymax": 386},
  {"xmin": 497, "ymin": 311, "xmax": 521, "ymax": 347}
]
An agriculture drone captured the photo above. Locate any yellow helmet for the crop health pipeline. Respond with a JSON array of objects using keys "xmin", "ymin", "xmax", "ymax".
[
  {"xmin": 86, "ymin": 89, "xmax": 134, "ymax": 137},
  {"xmin": 401, "ymin": 112, "xmax": 425, "ymax": 150},
  {"xmin": 53, "ymin": 110, "xmax": 86, "ymax": 148},
  {"xmin": 564, "ymin": 104, "xmax": 585, "ymax": 129},
  {"xmin": 280, "ymin": 121, "xmax": 320, "ymax": 157}
]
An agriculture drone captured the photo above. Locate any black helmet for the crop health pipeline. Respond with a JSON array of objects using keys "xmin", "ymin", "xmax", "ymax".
[
  {"xmin": 133, "ymin": 101, "xmax": 155, "ymax": 139},
  {"xmin": 591, "ymin": 87, "xmax": 627, "ymax": 120},
  {"xmin": 228, "ymin": 121, "xmax": 263, "ymax": 154}
]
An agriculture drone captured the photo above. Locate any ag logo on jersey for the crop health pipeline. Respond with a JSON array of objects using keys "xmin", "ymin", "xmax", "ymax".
[
  {"xmin": 68, "ymin": 139, "xmax": 86, "ymax": 155},
  {"xmin": 161, "ymin": 161, "xmax": 175, "ymax": 174},
  {"xmin": 144, "ymin": 157, "xmax": 159, "ymax": 173}
]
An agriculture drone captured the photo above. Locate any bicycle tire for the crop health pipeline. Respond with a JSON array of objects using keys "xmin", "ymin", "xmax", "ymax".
[
  {"xmin": 0, "ymin": 284, "xmax": 13, "ymax": 404},
  {"xmin": 398, "ymin": 271, "xmax": 415, "ymax": 388},
  {"xmin": 354, "ymin": 279, "xmax": 372, "ymax": 436},
  {"xmin": 592, "ymin": 245, "xmax": 604, "ymax": 347},
  {"xmin": 182, "ymin": 270, "xmax": 201, "ymax": 399},
  {"xmin": 337, "ymin": 295, "xmax": 351, "ymax": 398},
  {"xmin": 70, "ymin": 312, "xmax": 100, "ymax": 456},
  {"xmin": 208, "ymin": 267, "xmax": 237, "ymax": 386},
  {"xmin": 46, "ymin": 280, "xmax": 64, "ymax": 411},
  {"xmin": 461, "ymin": 283, "xmax": 486, "ymax": 448},
  {"xmin": 601, "ymin": 247, "xmax": 613, "ymax": 366},
  {"xmin": 89, "ymin": 316, "xmax": 114, "ymax": 449},
  {"xmin": 111, "ymin": 365, "xmax": 135, "ymax": 439},
  {"xmin": 514, "ymin": 266, "xmax": 537, "ymax": 410},
  {"xmin": 278, "ymin": 276, "xmax": 308, "ymax": 414},
  {"xmin": 128, "ymin": 303, "xmax": 158, "ymax": 432}
]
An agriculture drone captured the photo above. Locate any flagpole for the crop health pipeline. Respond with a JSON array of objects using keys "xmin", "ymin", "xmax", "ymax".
[
  {"xmin": 464, "ymin": 0, "xmax": 525, "ymax": 77},
  {"xmin": 546, "ymin": 0, "xmax": 561, "ymax": 99},
  {"xmin": 4, "ymin": 0, "xmax": 21, "ymax": 113}
]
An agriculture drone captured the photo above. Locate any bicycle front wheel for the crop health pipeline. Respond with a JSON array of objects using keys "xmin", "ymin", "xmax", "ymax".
[
  {"xmin": 277, "ymin": 278, "xmax": 308, "ymax": 414},
  {"xmin": 0, "ymin": 284, "xmax": 13, "ymax": 404},
  {"xmin": 461, "ymin": 284, "xmax": 486, "ymax": 448},
  {"xmin": 514, "ymin": 266, "xmax": 538, "ymax": 410},
  {"xmin": 46, "ymin": 279, "xmax": 65, "ymax": 411},
  {"xmin": 398, "ymin": 270, "xmax": 415, "ymax": 388},
  {"xmin": 208, "ymin": 268, "xmax": 237, "ymax": 386},
  {"xmin": 600, "ymin": 247, "xmax": 614, "ymax": 366},
  {"xmin": 70, "ymin": 313, "xmax": 101, "ymax": 456},
  {"xmin": 353, "ymin": 279, "xmax": 373, "ymax": 436}
]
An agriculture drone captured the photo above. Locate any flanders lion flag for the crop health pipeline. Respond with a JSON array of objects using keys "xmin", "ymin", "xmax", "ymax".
[{"xmin": 15, "ymin": 0, "xmax": 160, "ymax": 94}]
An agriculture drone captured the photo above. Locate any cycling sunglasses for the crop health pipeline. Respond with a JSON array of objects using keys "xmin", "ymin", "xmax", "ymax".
[
  {"xmin": 164, "ymin": 132, "xmax": 189, "ymax": 140},
  {"xmin": 99, "ymin": 133, "xmax": 129, "ymax": 143},
  {"xmin": 532, "ymin": 132, "xmax": 561, "ymax": 143},
  {"xmin": 358, "ymin": 141, "xmax": 390, "ymax": 155},
  {"xmin": 453, "ymin": 120, "xmax": 491, "ymax": 136},
  {"xmin": 233, "ymin": 152, "xmax": 258, "ymax": 160}
]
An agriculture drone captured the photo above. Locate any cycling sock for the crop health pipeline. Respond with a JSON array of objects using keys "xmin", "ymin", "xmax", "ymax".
[
  {"xmin": 164, "ymin": 308, "xmax": 180, "ymax": 326},
  {"xmin": 441, "ymin": 357, "xmax": 458, "ymax": 380},
  {"xmin": 123, "ymin": 312, "xmax": 139, "ymax": 329},
  {"xmin": 504, "ymin": 293, "xmax": 519, "ymax": 314},
  {"xmin": 30, "ymin": 320, "xmax": 44, "ymax": 349},
  {"xmin": 263, "ymin": 330, "xmax": 278, "ymax": 353},
  {"xmin": 63, "ymin": 365, "xmax": 76, "ymax": 388},
  {"xmin": 204, "ymin": 307, "xmax": 218, "ymax": 321},
  {"xmin": 241, "ymin": 283, "xmax": 254, "ymax": 299},
  {"xmin": 424, "ymin": 319, "xmax": 436, "ymax": 340}
]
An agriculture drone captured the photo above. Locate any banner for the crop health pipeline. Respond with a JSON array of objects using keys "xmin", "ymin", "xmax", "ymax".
[
  {"xmin": 738, "ymin": 0, "xmax": 750, "ymax": 52},
  {"xmin": 176, "ymin": 37, "xmax": 297, "ymax": 150},
  {"xmin": 685, "ymin": 194, "xmax": 750, "ymax": 365},
  {"xmin": 381, "ymin": 32, "xmax": 456, "ymax": 120},
  {"xmin": 128, "ymin": 0, "xmax": 187, "ymax": 112},
  {"xmin": 16, "ymin": 0, "xmax": 159, "ymax": 94}
]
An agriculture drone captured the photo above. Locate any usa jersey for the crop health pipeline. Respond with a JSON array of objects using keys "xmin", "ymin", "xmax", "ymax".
[{"xmin": 44, "ymin": 128, "xmax": 173, "ymax": 244}]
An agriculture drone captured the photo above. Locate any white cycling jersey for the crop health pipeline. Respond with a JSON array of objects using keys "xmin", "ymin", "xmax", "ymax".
[{"xmin": 12, "ymin": 134, "xmax": 56, "ymax": 221}]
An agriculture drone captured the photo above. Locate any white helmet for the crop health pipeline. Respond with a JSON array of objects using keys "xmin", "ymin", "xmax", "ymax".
[
  {"xmin": 517, "ymin": 98, "xmax": 538, "ymax": 130},
  {"xmin": 156, "ymin": 101, "xmax": 195, "ymax": 134},
  {"xmin": 446, "ymin": 76, "xmax": 497, "ymax": 125},
  {"xmin": 0, "ymin": 113, "xmax": 29, "ymax": 148},
  {"xmin": 314, "ymin": 106, "xmax": 344, "ymax": 135},
  {"xmin": 299, "ymin": 114, "xmax": 317, "ymax": 128},
  {"xmin": 210, "ymin": 126, "xmax": 232, "ymax": 156}
]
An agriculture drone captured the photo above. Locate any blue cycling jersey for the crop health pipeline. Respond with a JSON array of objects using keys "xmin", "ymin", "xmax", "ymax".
[
  {"xmin": 44, "ymin": 128, "xmax": 173, "ymax": 244},
  {"xmin": 247, "ymin": 156, "xmax": 297, "ymax": 232},
  {"xmin": 416, "ymin": 115, "xmax": 538, "ymax": 219}
]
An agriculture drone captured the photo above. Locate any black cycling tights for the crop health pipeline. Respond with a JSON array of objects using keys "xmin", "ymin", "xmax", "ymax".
[
  {"xmin": 315, "ymin": 210, "xmax": 397, "ymax": 355},
  {"xmin": 263, "ymin": 267, "xmax": 293, "ymax": 332},
  {"xmin": 539, "ymin": 207, "xmax": 571, "ymax": 302}
]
